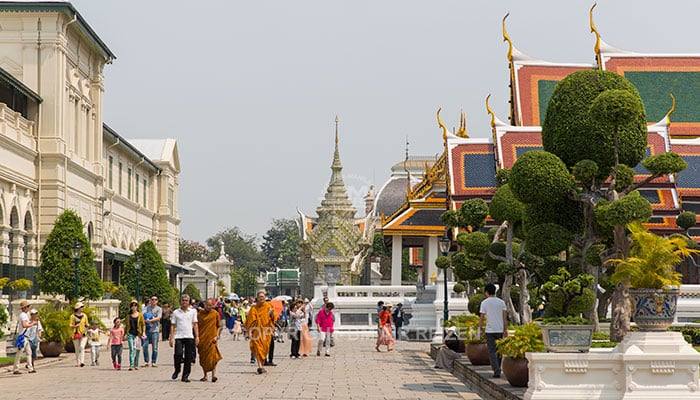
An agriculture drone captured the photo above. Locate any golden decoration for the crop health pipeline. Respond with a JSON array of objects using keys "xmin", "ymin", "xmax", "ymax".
[
  {"xmin": 437, "ymin": 107, "xmax": 448, "ymax": 141},
  {"xmin": 502, "ymin": 13, "xmax": 513, "ymax": 62},
  {"xmin": 664, "ymin": 93, "xmax": 676, "ymax": 125},
  {"xmin": 485, "ymin": 94, "xmax": 496, "ymax": 128},
  {"xmin": 457, "ymin": 109, "xmax": 468, "ymax": 138},
  {"xmin": 590, "ymin": 3, "xmax": 602, "ymax": 70}
]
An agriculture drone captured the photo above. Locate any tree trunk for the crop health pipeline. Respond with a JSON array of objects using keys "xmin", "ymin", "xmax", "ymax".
[
  {"xmin": 518, "ymin": 268, "xmax": 532, "ymax": 324},
  {"xmin": 501, "ymin": 274, "xmax": 521, "ymax": 325},
  {"xmin": 609, "ymin": 281, "xmax": 630, "ymax": 342}
]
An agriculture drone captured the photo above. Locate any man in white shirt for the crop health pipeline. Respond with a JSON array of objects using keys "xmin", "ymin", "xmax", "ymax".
[
  {"xmin": 478, "ymin": 283, "xmax": 508, "ymax": 378},
  {"xmin": 169, "ymin": 294, "xmax": 199, "ymax": 383}
]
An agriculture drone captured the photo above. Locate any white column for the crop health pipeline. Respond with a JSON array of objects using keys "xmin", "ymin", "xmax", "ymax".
[
  {"xmin": 391, "ymin": 235, "xmax": 402, "ymax": 285},
  {"xmin": 425, "ymin": 236, "xmax": 438, "ymax": 285}
]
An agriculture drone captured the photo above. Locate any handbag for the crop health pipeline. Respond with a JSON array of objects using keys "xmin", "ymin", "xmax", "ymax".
[
  {"xmin": 15, "ymin": 331, "xmax": 26, "ymax": 350},
  {"xmin": 73, "ymin": 332, "xmax": 83, "ymax": 341}
]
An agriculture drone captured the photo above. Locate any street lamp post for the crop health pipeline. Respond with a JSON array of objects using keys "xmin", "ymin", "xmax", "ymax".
[
  {"xmin": 134, "ymin": 256, "xmax": 141, "ymax": 301},
  {"xmin": 438, "ymin": 233, "xmax": 451, "ymax": 338},
  {"xmin": 72, "ymin": 240, "xmax": 82, "ymax": 300},
  {"xmin": 179, "ymin": 266, "xmax": 184, "ymax": 295},
  {"xmin": 204, "ymin": 272, "xmax": 209, "ymax": 299}
]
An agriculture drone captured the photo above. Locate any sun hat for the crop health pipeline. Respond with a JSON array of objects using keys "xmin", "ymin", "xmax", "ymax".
[
  {"xmin": 447, "ymin": 326, "xmax": 457, "ymax": 332},
  {"xmin": 384, "ymin": 302, "xmax": 393, "ymax": 308},
  {"xmin": 74, "ymin": 301, "xmax": 85, "ymax": 309},
  {"xmin": 29, "ymin": 309, "xmax": 38, "ymax": 314},
  {"xmin": 19, "ymin": 300, "xmax": 30, "ymax": 308},
  {"xmin": 129, "ymin": 299, "xmax": 138, "ymax": 306}
]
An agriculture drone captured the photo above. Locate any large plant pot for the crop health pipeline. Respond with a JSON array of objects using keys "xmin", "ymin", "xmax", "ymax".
[
  {"xmin": 541, "ymin": 325, "xmax": 593, "ymax": 353},
  {"xmin": 39, "ymin": 341, "xmax": 64, "ymax": 357},
  {"xmin": 502, "ymin": 356, "xmax": 529, "ymax": 387},
  {"xmin": 629, "ymin": 288, "xmax": 679, "ymax": 331},
  {"xmin": 465, "ymin": 342, "xmax": 490, "ymax": 365}
]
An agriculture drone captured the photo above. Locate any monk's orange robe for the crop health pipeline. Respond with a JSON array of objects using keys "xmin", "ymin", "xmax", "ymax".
[
  {"xmin": 245, "ymin": 302, "xmax": 275, "ymax": 362},
  {"xmin": 197, "ymin": 309, "xmax": 222, "ymax": 372}
]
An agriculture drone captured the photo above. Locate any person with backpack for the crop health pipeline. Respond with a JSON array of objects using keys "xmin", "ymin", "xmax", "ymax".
[{"xmin": 12, "ymin": 300, "xmax": 36, "ymax": 374}]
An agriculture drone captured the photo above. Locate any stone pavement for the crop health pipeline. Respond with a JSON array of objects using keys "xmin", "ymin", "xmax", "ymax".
[{"xmin": 0, "ymin": 332, "xmax": 482, "ymax": 400}]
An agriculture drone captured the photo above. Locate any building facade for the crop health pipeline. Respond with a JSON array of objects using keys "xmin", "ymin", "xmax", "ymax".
[{"xmin": 0, "ymin": 1, "xmax": 180, "ymax": 292}]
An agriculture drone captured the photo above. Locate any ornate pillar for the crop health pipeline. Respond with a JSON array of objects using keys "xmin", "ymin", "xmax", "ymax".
[
  {"xmin": 391, "ymin": 235, "xmax": 402, "ymax": 285},
  {"xmin": 0, "ymin": 227, "xmax": 9, "ymax": 264},
  {"xmin": 11, "ymin": 229, "xmax": 25, "ymax": 266},
  {"xmin": 425, "ymin": 236, "xmax": 438, "ymax": 285}
]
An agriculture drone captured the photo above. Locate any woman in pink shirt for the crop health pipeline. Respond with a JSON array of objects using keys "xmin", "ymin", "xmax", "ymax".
[
  {"xmin": 315, "ymin": 302, "xmax": 335, "ymax": 357},
  {"xmin": 107, "ymin": 317, "xmax": 124, "ymax": 370}
]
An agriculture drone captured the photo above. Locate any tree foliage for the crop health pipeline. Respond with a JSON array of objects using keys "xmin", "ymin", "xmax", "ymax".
[
  {"xmin": 440, "ymin": 199, "xmax": 489, "ymax": 231},
  {"xmin": 178, "ymin": 238, "xmax": 213, "ymax": 263},
  {"xmin": 183, "ymin": 283, "xmax": 202, "ymax": 301},
  {"xmin": 510, "ymin": 150, "xmax": 574, "ymax": 205},
  {"xmin": 489, "ymin": 184, "xmax": 525, "ymax": 223},
  {"xmin": 208, "ymin": 227, "xmax": 265, "ymax": 272},
  {"xmin": 120, "ymin": 240, "xmax": 175, "ymax": 305},
  {"xmin": 38, "ymin": 210, "xmax": 101, "ymax": 301},
  {"xmin": 261, "ymin": 218, "xmax": 301, "ymax": 269},
  {"xmin": 230, "ymin": 267, "xmax": 257, "ymax": 297},
  {"xmin": 676, "ymin": 211, "xmax": 697, "ymax": 232},
  {"xmin": 525, "ymin": 223, "xmax": 573, "ymax": 257}
]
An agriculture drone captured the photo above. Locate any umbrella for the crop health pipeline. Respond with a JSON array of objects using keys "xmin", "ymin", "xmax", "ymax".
[
  {"xmin": 272, "ymin": 295, "xmax": 292, "ymax": 301},
  {"xmin": 226, "ymin": 294, "xmax": 240, "ymax": 301},
  {"xmin": 270, "ymin": 299, "xmax": 284, "ymax": 319}
]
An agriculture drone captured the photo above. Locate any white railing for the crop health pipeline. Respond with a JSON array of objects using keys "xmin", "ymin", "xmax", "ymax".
[{"xmin": 0, "ymin": 103, "xmax": 35, "ymax": 149}]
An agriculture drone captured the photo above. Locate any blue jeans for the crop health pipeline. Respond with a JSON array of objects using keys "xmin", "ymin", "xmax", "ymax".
[
  {"xmin": 127, "ymin": 334, "xmax": 140, "ymax": 368},
  {"xmin": 486, "ymin": 332, "xmax": 504, "ymax": 375},
  {"xmin": 142, "ymin": 331, "xmax": 159, "ymax": 364}
]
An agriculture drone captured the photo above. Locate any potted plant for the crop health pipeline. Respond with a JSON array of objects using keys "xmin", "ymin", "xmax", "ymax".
[
  {"xmin": 445, "ymin": 313, "xmax": 490, "ymax": 364},
  {"xmin": 539, "ymin": 268, "xmax": 596, "ymax": 352},
  {"xmin": 496, "ymin": 323, "xmax": 545, "ymax": 387},
  {"xmin": 101, "ymin": 281, "xmax": 118, "ymax": 299},
  {"xmin": 8, "ymin": 278, "xmax": 32, "ymax": 298},
  {"xmin": 38, "ymin": 302, "xmax": 71, "ymax": 357},
  {"xmin": 607, "ymin": 221, "xmax": 700, "ymax": 331}
]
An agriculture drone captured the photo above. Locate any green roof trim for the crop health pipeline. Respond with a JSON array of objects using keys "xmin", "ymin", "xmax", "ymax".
[
  {"xmin": 0, "ymin": 2, "xmax": 116, "ymax": 61},
  {"xmin": 0, "ymin": 66, "xmax": 42, "ymax": 103}
]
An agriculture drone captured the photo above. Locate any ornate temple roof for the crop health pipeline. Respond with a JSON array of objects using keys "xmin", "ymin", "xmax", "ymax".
[{"xmin": 316, "ymin": 116, "xmax": 357, "ymax": 221}]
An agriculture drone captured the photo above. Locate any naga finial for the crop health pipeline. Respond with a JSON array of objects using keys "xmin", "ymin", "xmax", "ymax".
[
  {"xmin": 502, "ymin": 13, "xmax": 513, "ymax": 63},
  {"xmin": 437, "ymin": 107, "xmax": 448, "ymax": 141},
  {"xmin": 457, "ymin": 109, "xmax": 468, "ymax": 138},
  {"xmin": 665, "ymin": 93, "xmax": 676, "ymax": 125},
  {"xmin": 590, "ymin": 3, "xmax": 602, "ymax": 70},
  {"xmin": 485, "ymin": 94, "xmax": 496, "ymax": 128}
]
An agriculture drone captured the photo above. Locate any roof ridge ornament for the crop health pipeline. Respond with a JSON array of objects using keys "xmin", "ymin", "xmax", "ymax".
[
  {"xmin": 437, "ymin": 107, "xmax": 448, "ymax": 141},
  {"xmin": 665, "ymin": 93, "xmax": 676, "ymax": 126},
  {"xmin": 457, "ymin": 109, "xmax": 468, "ymax": 138},
  {"xmin": 502, "ymin": 13, "xmax": 513, "ymax": 63},
  {"xmin": 590, "ymin": 3, "xmax": 603, "ymax": 70},
  {"xmin": 485, "ymin": 94, "xmax": 496, "ymax": 129}
]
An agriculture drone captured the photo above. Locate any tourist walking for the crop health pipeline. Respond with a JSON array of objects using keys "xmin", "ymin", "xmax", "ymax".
[
  {"xmin": 392, "ymin": 303, "xmax": 405, "ymax": 340},
  {"xmin": 245, "ymin": 291, "xmax": 275, "ymax": 374},
  {"xmin": 304, "ymin": 298, "xmax": 313, "ymax": 328},
  {"xmin": 225, "ymin": 300, "xmax": 237, "ymax": 335},
  {"xmin": 124, "ymin": 299, "xmax": 146, "ymax": 371},
  {"xmin": 315, "ymin": 302, "xmax": 335, "ymax": 357},
  {"xmin": 197, "ymin": 299, "xmax": 222, "ymax": 382},
  {"xmin": 26, "ymin": 308, "xmax": 42, "ymax": 365},
  {"xmin": 232, "ymin": 315, "xmax": 242, "ymax": 340},
  {"xmin": 107, "ymin": 317, "xmax": 124, "ymax": 370},
  {"xmin": 375, "ymin": 303, "xmax": 395, "ymax": 352},
  {"xmin": 161, "ymin": 302, "xmax": 172, "ymax": 341},
  {"xmin": 434, "ymin": 326, "xmax": 461, "ymax": 372},
  {"xmin": 298, "ymin": 301, "xmax": 313, "ymax": 357},
  {"xmin": 70, "ymin": 301, "xmax": 89, "ymax": 367},
  {"xmin": 143, "ymin": 295, "xmax": 162, "ymax": 367},
  {"xmin": 478, "ymin": 283, "xmax": 508, "ymax": 378},
  {"xmin": 170, "ymin": 294, "xmax": 199, "ymax": 383},
  {"xmin": 87, "ymin": 321, "xmax": 103, "ymax": 366},
  {"xmin": 12, "ymin": 300, "xmax": 36, "ymax": 374},
  {"xmin": 289, "ymin": 300, "xmax": 303, "ymax": 358}
]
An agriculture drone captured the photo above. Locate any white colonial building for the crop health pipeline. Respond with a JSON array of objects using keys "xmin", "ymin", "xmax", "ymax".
[{"xmin": 0, "ymin": 0, "xmax": 181, "ymax": 291}]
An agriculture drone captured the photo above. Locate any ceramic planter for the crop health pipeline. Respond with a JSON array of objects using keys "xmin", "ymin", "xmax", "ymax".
[
  {"xmin": 629, "ymin": 288, "xmax": 679, "ymax": 331},
  {"xmin": 465, "ymin": 342, "xmax": 490, "ymax": 365},
  {"xmin": 39, "ymin": 341, "xmax": 63, "ymax": 357},
  {"xmin": 541, "ymin": 325, "xmax": 594, "ymax": 353},
  {"xmin": 502, "ymin": 356, "xmax": 529, "ymax": 387}
]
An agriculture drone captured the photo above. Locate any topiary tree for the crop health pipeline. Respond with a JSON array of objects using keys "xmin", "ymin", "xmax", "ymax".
[
  {"xmin": 183, "ymin": 283, "xmax": 201, "ymax": 301},
  {"xmin": 38, "ymin": 210, "xmax": 101, "ymax": 301},
  {"xmin": 676, "ymin": 211, "xmax": 697, "ymax": 234},
  {"xmin": 541, "ymin": 268, "xmax": 596, "ymax": 319},
  {"xmin": 120, "ymin": 240, "xmax": 175, "ymax": 305}
]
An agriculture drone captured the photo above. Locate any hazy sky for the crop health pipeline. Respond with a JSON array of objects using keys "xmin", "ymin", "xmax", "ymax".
[{"xmin": 68, "ymin": 0, "xmax": 700, "ymax": 245}]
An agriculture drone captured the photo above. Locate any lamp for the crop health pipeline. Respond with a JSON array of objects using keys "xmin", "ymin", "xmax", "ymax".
[
  {"xmin": 439, "ymin": 232, "xmax": 451, "ymax": 337},
  {"xmin": 72, "ymin": 240, "xmax": 82, "ymax": 300},
  {"xmin": 134, "ymin": 255, "xmax": 141, "ymax": 300},
  {"xmin": 204, "ymin": 272, "xmax": 209, "ymax": 299}
]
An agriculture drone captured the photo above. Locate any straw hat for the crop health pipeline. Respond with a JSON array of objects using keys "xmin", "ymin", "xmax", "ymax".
[
  {"xmin": 74, "ymin": 301, "xmax": 85, "ymax": 309},
  {"xmin": 19, "ymin": 300, "xmax": 30, "ymax": 308}
]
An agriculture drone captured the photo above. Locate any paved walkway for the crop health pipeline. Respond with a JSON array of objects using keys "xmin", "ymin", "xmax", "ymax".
[{"xmin": 0, "ymin": 332, "xmax": 482, "ymax": 400}]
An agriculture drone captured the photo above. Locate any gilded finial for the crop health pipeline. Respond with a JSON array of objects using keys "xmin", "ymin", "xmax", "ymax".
[
  {"xmin": 437, "ymin": 108, "xmax": 447, "ymax": 141},
  {"xmin": 457, "ymin": 109, "xmax": 468, "ymax": 138},
  {"xmin": 485, "ymin": 94, "xmax": 496, "ymax": 128},
  {"xmin": 502, "ymin": 13, "xmax": 513, "ymax": 63},
  {"xmin": 335, "ymin": 115, "xmax": 339, "ymax": 144},
  {"xmin": 664, "ymin": 93, "xmax": 676, "ymax": 125},
  {"xmin": 590, "ymin": 3, "xmax": 602, "ymax": 70}
]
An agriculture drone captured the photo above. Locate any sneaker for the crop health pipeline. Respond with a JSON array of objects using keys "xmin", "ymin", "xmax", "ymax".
[
  {"xmin": 172, "ymin": 371, "xmax": 179, "ymax": 380},
  {"xmin": 316, "ymin": 350, "xmax": 320, "ymax": 356},
  {"xmin": 117, "ymin": 364, "xmax": 121, "ymax": 370},
  {"xmin": 28, "ymin": 370, "xmax": 36, "ymax": 373},
  {"xmin": 493, "ymin": 373, "xmax": 501, "ymax": 378},
  {"xmin": 95, "ymin": 360, "xmax": 99, "ymax": 366},
  {"xmin": 151, "ymin": 364, "xmax": 157, "ymax": 368},
  {"xmin": 142, "ymin": 363, "xmax": 150, "ymax": 367},
  {"xmin": 13, "ymin": 370, "xmax": 22, "ymax": 375},
  {"xmin": 91, "ymin": 362, "xmax": 95, "ymax": 366}
]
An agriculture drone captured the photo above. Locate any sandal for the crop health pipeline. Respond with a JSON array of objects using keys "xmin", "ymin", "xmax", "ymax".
[
  {"xmin": 257, "ymin": 367, "xmax": 263, "ymax": 374},
  {"xmin": 200, "ymin": 377, "xmax": 208, "ymax": 382},
  {"xmin": 212, "ymin": 377, "xmax": 218, "ymax": 383},
  {"xmin": 375, "ymin": 346, "xmax": 380, "ymax": 352}
]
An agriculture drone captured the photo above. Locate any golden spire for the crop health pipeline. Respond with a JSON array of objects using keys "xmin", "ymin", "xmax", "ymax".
[
  {"xmin": 335, "ymin": 115, "xmax": 339, "ymax": 144},
  {"xmin": 457, "ymin": 109, "xmax": 468, "ymax": 138},
  {"xmin": 437, "ymin": 108, "xmax": 448, "ymax": 141},
  {"xmin": 590, "ymin": 3, "xmax": 603, "ymax": 70},
  {"xmin": 502, "ymin": 13, "xmax": 513, "ymax": 62},
  {"xmin": 485, "ymin": 94, "xmax": 496, "ymax": 129},
  {"xmin": 664, "ymin": 93, "xmax": 676, "ymax": 125}
]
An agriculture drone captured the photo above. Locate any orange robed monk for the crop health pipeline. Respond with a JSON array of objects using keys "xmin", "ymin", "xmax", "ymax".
[
  {"xmin": 245, "ymin": 291, "xmax": 275, "ymax": 374},
  {"xmin": 197, "ymin": 299, "xmax": 222, "ymax": 382}
]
